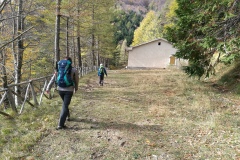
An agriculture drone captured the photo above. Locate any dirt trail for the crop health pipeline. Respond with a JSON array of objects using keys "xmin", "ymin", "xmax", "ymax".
[
  {"xmin": 29, "ymin": 69, "xmax": 174, "ymax": 160},
  {"xmin": 29, "ymin": 69, "xmax": 240, "ymax": 160}
]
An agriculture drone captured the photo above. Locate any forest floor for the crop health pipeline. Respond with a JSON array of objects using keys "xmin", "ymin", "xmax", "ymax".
[{"xmin": 1, "ymin": 68, "xmax": 240, "ymax": 160}]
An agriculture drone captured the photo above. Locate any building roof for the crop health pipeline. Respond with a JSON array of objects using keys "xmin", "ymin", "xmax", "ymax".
[{"xmin": 126, "ymin": 38, "xmax": 170, "ymax": 51}]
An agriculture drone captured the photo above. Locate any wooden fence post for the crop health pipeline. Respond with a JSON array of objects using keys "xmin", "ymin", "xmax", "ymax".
[
  {"xmin": 6, "ymin": 89, "xmax": 18, "ymax": 113},
  {"xmin": 20, "ymin": 83, "xmax": 31, "ymax": 114},
  {"xmin": 39, "ymin": 79, "xmax": 48, "ymax": 104},
  {"xmin": 0, "ymin": 91, "xmax": 7, "ymax": 106},
  {"xmin": 30, "ymin": 81, "xmax": 39, "ymax": 106}
]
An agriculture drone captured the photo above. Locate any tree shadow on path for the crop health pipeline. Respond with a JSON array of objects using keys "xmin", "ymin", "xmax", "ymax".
[{"xmin": 68, "ymin": 117, "xmax": 163, "ymax": 133}]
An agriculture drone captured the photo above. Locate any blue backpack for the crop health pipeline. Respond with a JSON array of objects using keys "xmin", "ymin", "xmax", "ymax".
[
  {"xmin": 100, "ymin": 68, "xmax": 104, "ymax": 74},
  {"xmin": 56, "ymin": 59, "xmax": 74, "ymax": 87}
]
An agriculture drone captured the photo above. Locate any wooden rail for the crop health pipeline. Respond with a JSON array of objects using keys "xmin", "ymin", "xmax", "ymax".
[
  {"xmin": 0, "ymin": 75, "xmax": 52, "ymax": 115},
  {"xmin": 0, "ymin": 66, "xmax": 98, "ymax": 116}
]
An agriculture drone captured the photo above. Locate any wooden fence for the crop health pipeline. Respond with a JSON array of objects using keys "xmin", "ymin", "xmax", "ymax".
[{"xmin": 0, "ymin": 66, "xmax": 98, "ymax": 117}]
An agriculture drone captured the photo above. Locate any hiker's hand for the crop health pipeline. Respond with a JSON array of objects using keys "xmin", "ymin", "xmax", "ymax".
[{"xmin": 75, "ymin": 88, "xmax": 78, "ymax": 93}]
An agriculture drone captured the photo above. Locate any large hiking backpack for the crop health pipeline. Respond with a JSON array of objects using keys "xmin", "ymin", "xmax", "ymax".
[
  {"xmin": 100, "ymin": 67, "xmax": 104, "ymax": 74},
  {"xmin": 56, "ymin": 59, "xmax": 74, "ymax": 87},
  {"xmin": 98, "ymin": 67, "xmax": 105, "ymax": 76}
]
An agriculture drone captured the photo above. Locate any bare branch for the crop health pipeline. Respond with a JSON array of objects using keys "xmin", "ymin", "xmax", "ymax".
[
  {"xmin": 0, "ymin": 16, "xmax": 18, "ymax": 23},
  {"xmin": 0, "ymin": 111, "xmax": 14, "ymax": 119},
  {"xmin": 0, "ymin": 26, "xmax": 34, "ymax": 50},
  {"xmin": 0, "ymin": 0, "xmax": 11, "ymax": 14}
]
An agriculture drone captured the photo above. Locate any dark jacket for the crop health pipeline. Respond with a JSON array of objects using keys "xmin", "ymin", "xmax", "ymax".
[{"xmin": 98, "ymin": 67, "xmax": 107, "ymax": 76}]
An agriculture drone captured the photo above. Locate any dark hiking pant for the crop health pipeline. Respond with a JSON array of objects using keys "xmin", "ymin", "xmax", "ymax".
[
  {"xmin": 99, "ymin": 75, "xmax": 104, "ymax": 86},
  {"xmin": 58, "ymin": 91, "xmax": 73, "ymax": 127}
]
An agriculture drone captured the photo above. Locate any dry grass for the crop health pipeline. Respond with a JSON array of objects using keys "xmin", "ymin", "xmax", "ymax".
[{"xmin": 1, "ymin": 68, "xmax": 240, "ymax": 159}]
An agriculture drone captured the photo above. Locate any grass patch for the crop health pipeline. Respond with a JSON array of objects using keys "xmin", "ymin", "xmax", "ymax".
[
  {"xmin": 0, "ymin": 101, "xmax": 59, "ymax": 158},
  {"xmin": 1, "ymin": 68, "xmax": 240, "ymax": 159}
]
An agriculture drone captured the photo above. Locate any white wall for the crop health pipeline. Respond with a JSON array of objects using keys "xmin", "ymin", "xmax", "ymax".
[{"xmin": 128, "ymin": 39, "xmax": 177, "ymax": 68}]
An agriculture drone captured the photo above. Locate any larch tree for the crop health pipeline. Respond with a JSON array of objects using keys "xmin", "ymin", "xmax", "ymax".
[
  {"xmin": 94, "ymin": 0, "xmax": 116, "ymax": 67},
  {"xmin": 131, "ymin": 10, "xmax": 161, "ymax": 46},
  {"xmin": 162, "ymin": 0, "xmax": 178, "ymax": 35},
  {"xmin": 119, "ymin": 39, "xmax": 128, "ymax": 66},
  {"xmin": 75, "ymin": 0, "xmax": 115, "ymax": 67},
  {"xmin": 0, "ymin": 0, "xmax": 11, "ymax": 90}
]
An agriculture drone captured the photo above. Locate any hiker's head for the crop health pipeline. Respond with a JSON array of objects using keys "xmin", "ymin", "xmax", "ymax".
[
  {"xmin": 100, "ymin": 63, "xmax": 103, "ymax": 67},
  {"xmin": 64, "ymin": 57, "xmax": 72, "ymax": 63}
]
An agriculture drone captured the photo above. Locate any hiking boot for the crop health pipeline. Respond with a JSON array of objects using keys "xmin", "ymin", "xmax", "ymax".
[{"xmin": 56, "ymin": 125, "xmax": 67, "ymax": 130}]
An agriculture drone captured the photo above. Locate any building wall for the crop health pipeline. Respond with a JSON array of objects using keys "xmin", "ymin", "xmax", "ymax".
[{"xmin": 127, "ymin": 39, "xmax": 178, "ymax": 68}]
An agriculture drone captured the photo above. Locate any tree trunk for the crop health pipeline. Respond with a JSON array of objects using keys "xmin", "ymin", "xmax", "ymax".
[
  {"xmin": 97, "ymin": 38, "xmax": 100, "ymax": 66},
  {"xmin": 77, "ymin": 37, "xmax": 82, "ymax": 74},
  {"xmin": 92, "ymin": 34, "xmax": 95, "ymax": 66},
  {"xmin": 55, "ymin": 0, "xmax": 61, "ymax": 65},
  {"xmin": 91, "ymin": 4, "xmax": 95, "ymax": 66},
  {"xmin": 0, "ymin": 49, "xmax": 9, "ymax": 109},
  {"xmin": 77, "ymin": 1, "xmax": 82, "ymax": 75},
  {"xmin": 0, "ymin": 0, "xmax": 10, "ymax": 14},
  {"xmin": 0, "ymin": 51, "xmax": 7, "ymax": 88},
  {"xmin": 66, "ymin": 17, "xmax": 69, "ymax": 57},
  {"xmin": 14, "ymin": 0, "xmax": 24, "ymax": 106},
  {"xmin": 0, "ymin": 26, "xmax": 7, "ymax": 90},
  {"xmin": 72, "ymin": 22, "xmax": 76, "ymax": 65}
]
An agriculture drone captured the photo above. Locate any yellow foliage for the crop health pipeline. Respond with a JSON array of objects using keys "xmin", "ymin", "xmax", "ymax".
[
  {"xmin": 5, "ymin": 49, "xmax": 15, "ymax": 73},
  {"xmin": 162, "ymin": 0, "xmax": 178, "ymax": 35},
  {"xmin": 166, "ymin": 0, "xmax": 178, "ymax": 19},
  {"xmin": 132, "ymin": 11, "xmax": 161, "ymax": 46},
  {"xmin": 145, "ymin": 139, "xmax": 156, "ymax": 147},
  {"xmin": 163, "ymin": 23, "xmax": 174, "ymax": 34}
]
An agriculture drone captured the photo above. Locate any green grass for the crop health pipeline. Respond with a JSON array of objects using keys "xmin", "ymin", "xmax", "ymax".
[
  {"xmin": 1, "ymin": 67, "xmax": 240, "ymax": 159},
  {"xmin": 0, "ymin": 102, "xmax": 59, "ymax": 159}
]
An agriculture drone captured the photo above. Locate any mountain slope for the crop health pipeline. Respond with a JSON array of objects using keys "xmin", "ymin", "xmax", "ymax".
[{"xmin": 117, "ymin": 0, "xmax": 167, "ymax": 14}]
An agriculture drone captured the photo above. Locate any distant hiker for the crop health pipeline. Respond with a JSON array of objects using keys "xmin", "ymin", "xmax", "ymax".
[
  {"xmin": 46, "ymin": 57, "xmax": 79, "ymax": 130},
  {"xmin": 98, "ymin": 63, "xmax": 107, "ymax": 86}
]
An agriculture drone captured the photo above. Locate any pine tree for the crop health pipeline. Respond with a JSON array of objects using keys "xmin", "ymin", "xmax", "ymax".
[{"xmin": 165, "ymin": 0, "xmax": 240, "ymax": 78}]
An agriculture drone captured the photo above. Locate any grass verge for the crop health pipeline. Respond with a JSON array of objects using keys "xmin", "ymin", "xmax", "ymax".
[{"xmin": 1, "ymin": 68, "xmax": 240, "ymax": 159}]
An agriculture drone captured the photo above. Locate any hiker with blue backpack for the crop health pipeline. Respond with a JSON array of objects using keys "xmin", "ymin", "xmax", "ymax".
[
  {"xmin": 46, "ymin": 57, "xmax": 79, "ymax": 130},
  {"xmin": 98, "ymin": 63, "xmax": 107, "ymax": 86}
]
